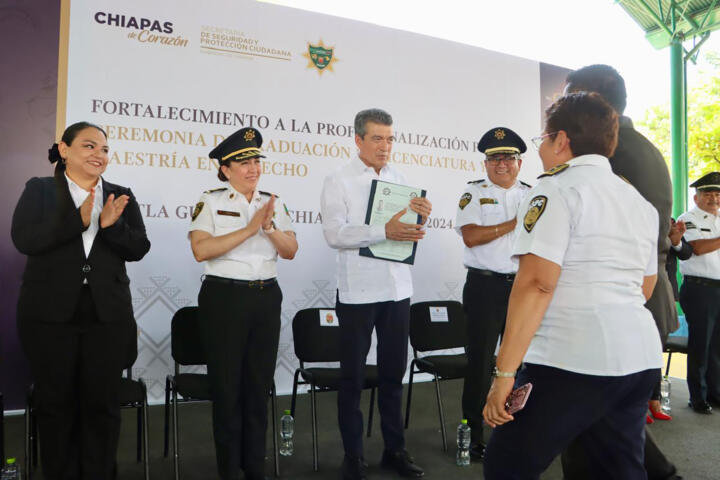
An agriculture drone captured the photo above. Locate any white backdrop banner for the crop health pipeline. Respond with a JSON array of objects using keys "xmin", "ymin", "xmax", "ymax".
[{"xmin": 62, "ymin": 0, "xmax": 569, "ymax": 403}]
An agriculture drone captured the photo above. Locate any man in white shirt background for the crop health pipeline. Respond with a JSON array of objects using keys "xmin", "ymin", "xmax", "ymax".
[
  {"xmin": 320, "ymin": 108, "xmax": 432, "ymax": 480},
  {"xmin": 678, "ymin": 171, "xmax": 720, "ymax": 414}
]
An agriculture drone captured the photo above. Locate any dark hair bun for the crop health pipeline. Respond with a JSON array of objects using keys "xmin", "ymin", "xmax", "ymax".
[{"xmin": 48, "ymin": 143, "xmax": 62, "ymax": 164}]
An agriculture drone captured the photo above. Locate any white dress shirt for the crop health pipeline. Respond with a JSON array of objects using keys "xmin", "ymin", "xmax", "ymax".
[
  {"xmin": 513, "ymin": 154, "xmax": 662, "ymax": 376},
  {"xmin": 189, "ymin": 185, "xmax": 294, "ymax": 281},
  {"xmin": 678, "ymin": 206, "xmax": 720, "ymax": 280},
  {"xmin": 320, "ymin": 156, "xmax": 413, "ymax": 304},
  {"xmin": 65, "ymin": 173, "xmax": 103, "ymax": 258},
  {"xmin": 454, "ymin": 178, "xmax": 531, "ymax": 273}
]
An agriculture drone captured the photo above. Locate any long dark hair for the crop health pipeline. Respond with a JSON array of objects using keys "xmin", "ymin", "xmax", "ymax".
[{"xmin": 48, "ymin": 121, "xmax": 108, "ymax": 169}]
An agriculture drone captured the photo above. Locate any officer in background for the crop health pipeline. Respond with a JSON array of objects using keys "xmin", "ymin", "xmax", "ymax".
[
  {"xmin": 189, "ymin": 127, "xmax": 298, "ymax": 480},
  {"xmin": 455, "ymin": 127, "xmax": 531, "ymax": 458},
  {"xmin": 678, "ymin": 171, "xmax": 720, "ymax": 414}
]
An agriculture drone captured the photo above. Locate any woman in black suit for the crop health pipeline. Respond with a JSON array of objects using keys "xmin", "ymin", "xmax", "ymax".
[{"xmin": 11, "ymin": 121, "xmax": 150, "ymax": 480}]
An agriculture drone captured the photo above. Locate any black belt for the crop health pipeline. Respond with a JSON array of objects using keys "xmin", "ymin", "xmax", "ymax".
[
  {"xmin": 204, "ymin": 275, "xmax": 277, "ymax": 289},
  {"xmin": 467, "ymin": 267, "xmax": 516, "ymax": 282},
  {"xmin": 684, "ymin": 275, "xmax": 720, "ymax": 288}
]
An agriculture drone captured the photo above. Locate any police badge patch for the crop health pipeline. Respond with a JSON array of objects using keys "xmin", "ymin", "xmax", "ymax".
[
  {"xmin": 459, "ymin": 193, "xmax": 472, "ymax": 210},
  {"xmin": 191, "ymin": 201, "xmax": 204, "ymax": 221},
  {"xmin": 523, "ymin": 195, "xmax": 547, "ymax": 232}
]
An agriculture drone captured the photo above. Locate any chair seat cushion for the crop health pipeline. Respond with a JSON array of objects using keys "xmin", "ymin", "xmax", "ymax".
[
  {"xmin": 665, "ymin": 336, "xmax": 688, "ymax": 354},
  {"xmin": 118, "ymin": 378, "xmax": 145, "ymax": 405},
  {"xmin": 174, "ymin": 373, "xmax": 211, "ymax": 400},
  {"xmin": 414, "ymin": 354, "xmax": 467, "ymax": 379},
  {"xmin": 300, "ymin": 365, "xmax": 379, "ymax": 390}
]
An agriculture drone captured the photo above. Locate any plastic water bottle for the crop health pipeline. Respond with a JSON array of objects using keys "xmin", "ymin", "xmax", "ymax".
[
  {"xmin": 0, "ymin": 458, "xmax": 20, "ymax": 480},
  {"xmin": 456, "ymin": 419, "xmax": 471, "ymax": 466},
  {"xmin": 660, "ymin": 376, "xmax": 671, "ymax": 413},
  {"xmin": 280, "ymin": 409, "xmax": 294, "ymax": 456}
]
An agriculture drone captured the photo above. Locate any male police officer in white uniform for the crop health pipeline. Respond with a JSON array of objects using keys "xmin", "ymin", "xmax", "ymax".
[
  {"xmin": 454, "ymin": 127, "xmax": 531, "ymax": 458},
  {"xmin": 189, "ymin": 127, "xmax": 297, "ymax": 480},
  {"xmin": 678, "ymin": 171, "xmax": 720, "ymax": 414}
]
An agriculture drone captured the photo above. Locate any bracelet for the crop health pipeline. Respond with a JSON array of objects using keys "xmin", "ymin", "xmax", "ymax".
[
  {"xmin": 492, "ymin": 366, "xmax": 516, "ymax": 378},
  {"xmin": 263, "ymin": 223, "xmax": 275, "ymax": 234}
]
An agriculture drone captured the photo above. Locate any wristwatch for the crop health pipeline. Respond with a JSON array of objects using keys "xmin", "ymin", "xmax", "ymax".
[
  {"xmin": 263, "ymin": 222, "xmax": 276, "ymax": 234},
  {"xmin": 492, "ymin": 366, "xmax": 516, "ymax": 378}
]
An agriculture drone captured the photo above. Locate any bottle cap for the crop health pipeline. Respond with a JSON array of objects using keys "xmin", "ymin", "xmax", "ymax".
[
  {"xmin": 6, "ymin": 458, "xmax": 16, "ymax": 465},
  {"xmin": 284, "ymin": 409, "xmax": 291, "ymax": 415},
  {"xmin": 461, "ymin": 419, "xmax": 467, "ymax": 424}
]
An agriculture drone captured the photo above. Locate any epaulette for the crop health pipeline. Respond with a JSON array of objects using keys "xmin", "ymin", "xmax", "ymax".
[
  {"xmin": 520, "ymin": 180, "xmax": 532, "ymax": 188},
  {"xmin": 203, "ymin": 187, "xmax": 227, "ymax": 194},
  {"xmin": 259, "ymin": 190, "xmax": 276, "ymax": 197},
  {"xmin": 467, "ymin": 179, "xmax": 485, "ymax": 185},
  {"xmin": 538, "ymin": 163, "xmax": 570, "ymax": 178}
]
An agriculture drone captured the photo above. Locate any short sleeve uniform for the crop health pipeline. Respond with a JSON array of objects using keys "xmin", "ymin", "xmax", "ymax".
[
  {"xmin": 189, "ymin": 186, "xmax": 293, "ymax": 280},
  {"xmin": 513, "ymin": 154, "xmax": 662, "ymax": 376},
  {"xmin": 678, "ymin": 207, "xmax": 720, "ymax": 280}
]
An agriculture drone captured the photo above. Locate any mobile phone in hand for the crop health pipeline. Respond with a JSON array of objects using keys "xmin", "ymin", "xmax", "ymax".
[{"xmin": 505, "ymin": 383, "xmax": 532, "ymax": 414}]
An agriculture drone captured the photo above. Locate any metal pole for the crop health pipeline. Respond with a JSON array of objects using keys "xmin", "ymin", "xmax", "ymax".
[{"xmin": 670, "ymin": 39, "xmax": 687, "ymax": 217}]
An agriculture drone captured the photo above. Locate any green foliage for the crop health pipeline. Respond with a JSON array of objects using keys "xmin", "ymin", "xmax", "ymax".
[{"xmin": 636, "ymin": 51, "xmax": 720, "ymax": 179}]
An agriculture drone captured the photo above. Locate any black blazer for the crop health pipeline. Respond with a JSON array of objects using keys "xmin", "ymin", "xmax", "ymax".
[
  {"xmin": 666, "ymin": 237, "xmax": 693, "ymax": 301},
  {"xmin": 12, "ymin": 168, "xmax": 150, "ymax": 324}
]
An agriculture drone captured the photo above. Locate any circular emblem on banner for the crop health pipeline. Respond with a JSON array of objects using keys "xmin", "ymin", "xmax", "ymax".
[{"xmin": 523, "ymin": 195, "xmax": 547, "ymax": 232}]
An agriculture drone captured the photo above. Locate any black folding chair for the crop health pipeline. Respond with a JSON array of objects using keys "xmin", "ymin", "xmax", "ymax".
[
  {"xmin": 164, "ymin": 306, "xmax": 279, "ymax": 479},
  {"xmin": 404, "ymin": 301, "xmax": 467, "ymax": 451},
  {"xmin": 290, "ymin": 308, "xmax": 378, "ymax": 472},
  {"xmin": 664, "ymin": 335, "xmax": 689, "ymax": 376},
  {"xmin": 24, "ymin": 365, "xmax": 150, "ymax": 480}
]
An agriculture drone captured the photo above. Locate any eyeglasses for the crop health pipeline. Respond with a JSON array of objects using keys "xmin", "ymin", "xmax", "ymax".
[
  {"xmin": 531, "ymin": 132, "xmax": 558, "ymax": 150},
  {"xmin": 485, "ymin": 154, "xmax": 519, "ymax": 164}
]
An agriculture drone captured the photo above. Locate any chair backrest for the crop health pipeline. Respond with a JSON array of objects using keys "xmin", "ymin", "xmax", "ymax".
[
  {"xmin": 409, "ymin": 301, "xmax": 467, "ymax": 353},
  {"xmin": 171, "ymin": 306, "xmax": 207, "ymax": 366},
  {"xmin": 292, "ymin": 308, "xmax": 341, "ymax": 363}
]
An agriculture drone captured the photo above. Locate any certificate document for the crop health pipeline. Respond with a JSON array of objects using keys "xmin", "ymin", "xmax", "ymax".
[{"xmin": 359, "ymin": 179, "xmax": 427, "ymax": 264}]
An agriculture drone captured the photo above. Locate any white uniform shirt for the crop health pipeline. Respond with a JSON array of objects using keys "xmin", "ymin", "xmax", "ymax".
[
  {"xmin": 454, "ymin": 178, "xmax": 531, "ymax": 273},
  {"xmin": 678, "ymin": 206, "xmax": 720, "ymax": 280},
  {"xmin": 65, "ymin": 173, "xmax": 103, "ymax": 258},
  {"xmin": 320, "ymin": 156, "xmax": 413, "ymax": 304},
  {"xmin": 189, "ymin": 186, "xmax": 294, "ymax": 281},
  {"xmin": 513, "ymin": 154, "xmax": 662, "ymax": 376}
]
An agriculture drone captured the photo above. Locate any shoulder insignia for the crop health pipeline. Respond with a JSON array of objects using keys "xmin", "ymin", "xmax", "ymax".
[
  {"xmin": 479, "ymin": 198, "xmax": 498, "ymax": 205},
  {"xmin": 467, "ymin": 179, "xmax": 485, "ymax": 185},
  {"xmin": 458, "ymin": 192, "xmax": 472, "ymax": 210},
  {"xmin": 191, "ymin": 202, "xmax": 204, "ymax": 221},
  {"xmin": 685, "ymin": 221, "xmax": 697, "ymax": 230},
  {"xmin": 523, "ymin": 195, "xmax": 548, "ymax": 232},
  {"xmin": 203, "ymin": 187, "xmax": 227, "ymax": 194},
  {"xmin": 259, "ymin": 190, "xmax": 275, "ymax": 197},
  {"xmin": 520, "ymin": 181, "xmax": 532, "ymax": 188},
  {"xmin": 538, "ymin": 163, "xmax": 570, "ymax": 178}
]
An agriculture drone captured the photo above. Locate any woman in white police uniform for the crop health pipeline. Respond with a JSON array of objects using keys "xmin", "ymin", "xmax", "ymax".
[
  {"xmin": 482, "ymin": 93, "xmax": 663, "ymax": 480},
  {"xmin": 189, "ymin": 127, "xmax": 297, "ymax": 480}
]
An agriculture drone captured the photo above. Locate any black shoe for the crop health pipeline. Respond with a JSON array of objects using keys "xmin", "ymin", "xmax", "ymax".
[
  {"xmin": 707, "ymin": 396, "xmax": 720, "ymax": 408},
  {"xmin": 688, "ymin": 400, "xmax": 713, "ymax": 414},
  {"xmin": 341, "ymin": 455, "xmax": 367, "ymax": 480},
  {"xmin": 380, "ymin": 449, "xmax": 424, "ymax": 478},
  {"xmin": 470, "ymin": 442, "xmax": 486, "ymax": 460}
]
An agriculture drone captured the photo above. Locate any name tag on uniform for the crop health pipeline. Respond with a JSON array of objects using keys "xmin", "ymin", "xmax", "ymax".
[
  {"xmin": 479, "ymin": 198, "xmax": 498, "ymax": 205},
  {"xmin": 217, "ymin": 210, "xmax": 241, "ymax": 217},
  {"xmin": 701, "ymin": 228, "xmax": 712, "ymax": 232}
]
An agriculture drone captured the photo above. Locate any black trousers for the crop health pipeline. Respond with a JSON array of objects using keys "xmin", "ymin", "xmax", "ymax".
[
  {"xmin": 335, "ymin": 296, "xmax": 410, "ymax": 458},
  {"xmin": 17, "ymin": 285, "xmax": 134, "ymax": 480},
  {"xmin": 462, "ymin": 270, "xmax": 514, "ymax": 442},
  {"xmin": 679, "ymin": 279, "xmax": 720, "ymax": 404},
  {"xmin": 484, "ymin": 364, "xmax": 659, "ymax": 480},
  {"xmin": 199, "ymin": 278, "xmax": 281, "ymax": 480}
]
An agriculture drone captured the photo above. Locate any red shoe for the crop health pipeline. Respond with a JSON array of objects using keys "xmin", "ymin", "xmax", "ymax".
[
  {"xmin": 646, "ymin": 414, "xmax": 654, "ymax": 424},
  {"xmin": 650, "ymin": 409, "xmax": 672, "ymax": 421}
]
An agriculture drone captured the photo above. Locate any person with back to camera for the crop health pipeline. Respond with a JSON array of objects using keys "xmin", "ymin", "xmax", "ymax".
[
  {"xmin": 482, "ymin": 92, "xmax": 663, "ymax": 480},
  {"xmin": 12, "ymin": 121, "xmax": 151, "ymax": 479},
  {"xmin": 189, "ymin": 127, "xmax": 297, "ymax": 480}
]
